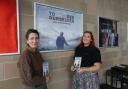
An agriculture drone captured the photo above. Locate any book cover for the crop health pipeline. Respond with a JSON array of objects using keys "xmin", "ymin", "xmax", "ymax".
[
  {"xmin": 74, "ymin": 57, "xmax": 82, "ymax": 70},
  {"xmin": 42, "ymin": 61, "xmax": 49, "ymax": 76}
]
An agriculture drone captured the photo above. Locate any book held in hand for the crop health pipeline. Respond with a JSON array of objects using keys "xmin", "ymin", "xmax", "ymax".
[
  {"xmin": 73, "ymin": 57, "xmax": 82, "ymax": 70},
  {"xmin": 42, "ymin": 61, "xmax": 49, "ymax": 76}
]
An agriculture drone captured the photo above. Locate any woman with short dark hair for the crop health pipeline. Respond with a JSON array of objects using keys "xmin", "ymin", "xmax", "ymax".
[{"xmin": 17, "ymin": 29, "xmax": 48, "ymax": 89}]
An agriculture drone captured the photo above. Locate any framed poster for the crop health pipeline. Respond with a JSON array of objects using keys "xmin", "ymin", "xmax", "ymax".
[
  {"xmin": 99, "ymin": 17, "xmax": 119, "ymax": 48},
  {"xmin": 34, "ymin": 2, "xmax": 83, "ymax": 52},
  {"xmin": 126, "ymin": 23, "xmax": 128, "ymax": 47},
  {"xmin": 0, "ymin": 0, "xmax": 19, "ymax": 55}
]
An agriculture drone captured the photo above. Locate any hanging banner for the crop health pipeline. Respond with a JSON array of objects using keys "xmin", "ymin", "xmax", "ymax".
[
  {"xmin": 34, "ymin": 2, "xmax": 83, "ymax": 52},
  {"xmin": 0, "ymin": 0, "xmax": 19, "ymax": 55}
]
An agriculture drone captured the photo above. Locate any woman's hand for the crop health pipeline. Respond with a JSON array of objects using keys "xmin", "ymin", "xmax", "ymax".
[
  {"xmin": 77, "ymin": 68, "xmax": 85, "ymax": 74},
  {"xmin": 71, "ymin": 65, "xmax": 76, "ymax": 71},
  {"xmin": 46, "ymin": 76, "xmax": 49, "ymax": 83},
  {"xmin": 77, "ymin": 63, "xmax": 101, "ymax": 74},
  {"xmin": 46, "ymin": 75, "xmax": 51, "ymax": 83}
]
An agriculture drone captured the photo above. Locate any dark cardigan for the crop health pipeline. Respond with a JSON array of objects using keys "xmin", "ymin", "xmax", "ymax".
[{"xmin": 17, "ymin": 48, "xmax": 46, "ymax": 87}]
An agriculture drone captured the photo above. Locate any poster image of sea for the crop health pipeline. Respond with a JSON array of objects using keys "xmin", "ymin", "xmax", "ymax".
[
  {"xmin": 99, "ymin": 17, "xmax": 119, "ymax": 48},
  {"xmin": 34, "ymin": 3, "xmax": 83, "ymax": 52}
]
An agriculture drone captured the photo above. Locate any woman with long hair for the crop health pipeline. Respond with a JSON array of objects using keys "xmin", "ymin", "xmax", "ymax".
[{"xmin": 72, "ymin": 31, "xmax": 102, "ymax": 89}]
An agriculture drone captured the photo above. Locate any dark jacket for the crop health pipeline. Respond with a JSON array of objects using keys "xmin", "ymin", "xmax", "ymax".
[{"xmin": 17, "ymin": 48, "xmax": 46, "ymax": 87}]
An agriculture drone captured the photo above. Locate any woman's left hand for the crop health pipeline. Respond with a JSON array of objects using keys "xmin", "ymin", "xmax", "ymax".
[{"xmin": 77, "ymin": 68, "xmax": 85, "ymax": 74}]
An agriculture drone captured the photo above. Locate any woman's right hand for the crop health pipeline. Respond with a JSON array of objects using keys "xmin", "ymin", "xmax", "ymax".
[
  {"xmin": 46, "ymin": 76, "xmax": 50, "ymax": 83},
  {"xmin": 71, "ymin": 65, "xmax": 76, "ymax": 71}
]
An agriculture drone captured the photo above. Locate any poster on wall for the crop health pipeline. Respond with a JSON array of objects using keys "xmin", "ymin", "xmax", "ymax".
[
  {"xmin": 0, "ymin": 0, "xmax": 19, "ymax": 55},
  {"xmin": 99, "ymin": 17, "xmax": 119, "ymax": 48},
  {"xmin": 34, "ymin": 2, "xmax": 83, "ymax": 52},
  {"xmin": 126, "ymin": 23, "xmax": 128, "ymax": 48}
]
